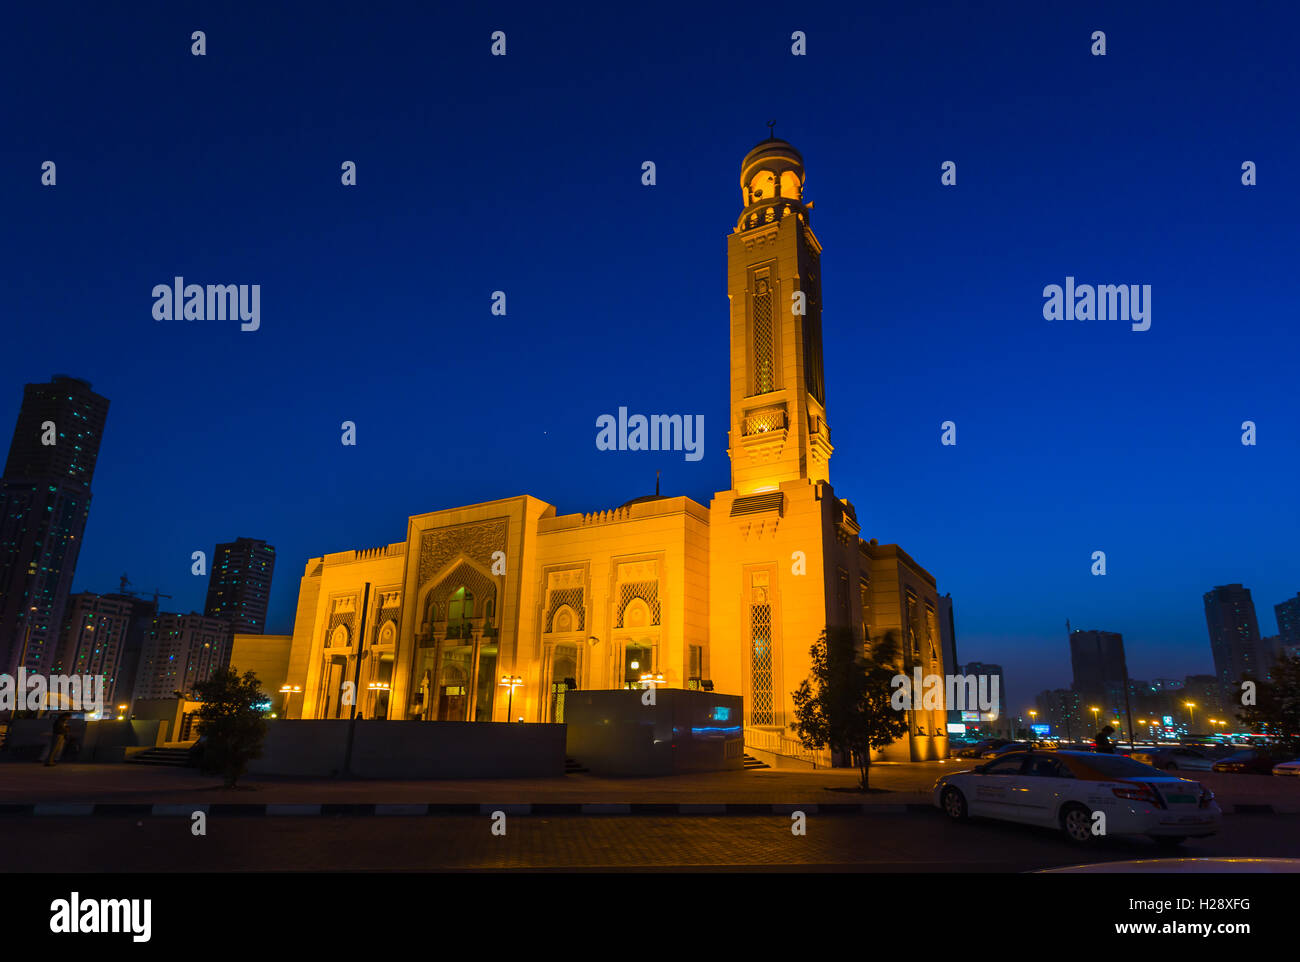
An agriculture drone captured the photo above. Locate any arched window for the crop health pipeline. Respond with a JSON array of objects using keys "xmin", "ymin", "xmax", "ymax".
[
  {"xmin": 752, "ymin": 276, "xmax": 774, "ymax": 394},
  {"xmin": 447, "ymin": 587, "xmax": 474, "ymax": 639}
]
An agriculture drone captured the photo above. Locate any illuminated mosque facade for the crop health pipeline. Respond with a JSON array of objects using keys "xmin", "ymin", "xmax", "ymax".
[{"xmin": 278, "ymin": 135, "xmax": 950, "ymax": 763}]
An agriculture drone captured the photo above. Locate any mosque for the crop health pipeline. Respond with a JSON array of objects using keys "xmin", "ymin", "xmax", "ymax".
[{"xmin": 277, "ymin": 134, "xmax": 950, "ymax": 764}]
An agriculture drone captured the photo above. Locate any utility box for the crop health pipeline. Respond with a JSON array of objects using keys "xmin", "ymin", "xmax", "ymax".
[{"xmin": 564, "ymin": 688, "xmax": 744, "ymax": 776}]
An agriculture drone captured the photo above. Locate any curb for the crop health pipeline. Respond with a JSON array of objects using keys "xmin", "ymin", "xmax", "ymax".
[
  {"xmin": 0, "ymin": 801, "xmax": 938, "ymax": 817},
  {"xmin": 0, "ymin": 802, "xmax": 1292, "ymax": 817}
]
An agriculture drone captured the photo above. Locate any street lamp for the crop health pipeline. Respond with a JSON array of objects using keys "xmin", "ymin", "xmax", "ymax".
[
  {"xmin": 279, "ymin": 684, "xmax": 302, "ymax": 717},
  {"xmin": 15, "ymin": 605, "xmax": 38, "ymax": 677},
  {"xmin": 366, "ymin": 681, "xmax": 390, "ymax": 719},
  {"xmin": 1184, "ymin": 700, "xmax": 1197, "ymax": 729},
  {"xmin": 499, "ymin": 675, "xmax": 523, "ymax": 721}
]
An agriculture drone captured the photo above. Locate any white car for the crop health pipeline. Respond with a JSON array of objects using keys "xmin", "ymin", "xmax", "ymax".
[
  {"xmin": 934, "ymin": 750, "xmax": 1221, "ymax": 846},
  {"xmin": 1273, "ymin": 760, "xmax": 1300, "ymax": 777}
]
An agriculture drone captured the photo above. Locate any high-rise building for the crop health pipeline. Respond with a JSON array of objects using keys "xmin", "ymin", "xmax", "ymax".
[
  {"xmin": 204, "ymin": 537, "xmax": 276, "ymax": 633},
  {"xmin": 1274, "ymin": 592, "xmax": 1300, "ymax": 654},
  {"xmin": 937, "ymin": 593, "xmax": 958, "ymax": 679},
  {"xmin": 937, "ymin": 593, "xmax": 960, "ymax": 732},
  {"xmin": 962, "ymin": 661, "xmax": 1006, "ymax": 726},
  {"xmin": 133, "ymin": 612, "xmax": 233, "ymax": 701},
  {"xmin": 53, "ymin": 592, "xmax": 156, "ymax": 708},
  {"xmin": 1068, "ymin": 628, "xmax": 1128, "ymax": 715},
  {"xmin": 0, "ymin": 376, "xmax": 110, "ymax": 675},
  {"xmin": 1182, "ymin": 674, "xmax": 1227, "ymax": 727},
  {"xmin": 1203, "ymin": 584, "xmax": 1269, "ymax": 697},
  {"xmin": 1036, "ymin": 687, "xmax": 1087, "ymax": 742}
]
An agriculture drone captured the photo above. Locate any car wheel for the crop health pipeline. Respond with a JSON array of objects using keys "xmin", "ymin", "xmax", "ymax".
[
  {"xmin": 941, "ymin": 786, "xmax": 968, "ymax": 821},
  {"xmin": 1060, "ymin": 803, "xmax": 1095, "ymax": 844},
  {"xmin": 1152, "ymin": 836, "xmax": 1187, "ymax": 849}
]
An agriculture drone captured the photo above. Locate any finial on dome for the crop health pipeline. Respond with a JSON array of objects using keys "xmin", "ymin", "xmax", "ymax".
[{"xmin": 767, "ymin": 120, "xmax": 776, "ymax": 140}]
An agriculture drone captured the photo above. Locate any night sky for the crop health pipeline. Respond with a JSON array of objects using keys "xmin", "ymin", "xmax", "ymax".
[{"xmin": 3, "ymin": 1, "xmax": 1297, "ymax": 707}]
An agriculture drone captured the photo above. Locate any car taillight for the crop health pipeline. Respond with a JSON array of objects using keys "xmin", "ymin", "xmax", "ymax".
[
  {"xmin": 1199, "ymin": 787, "xmax": 1215, "ymax": 809},
  {"xmin": 1112, "ymin": 783, "xmax": 1163, "ymax": 807}
]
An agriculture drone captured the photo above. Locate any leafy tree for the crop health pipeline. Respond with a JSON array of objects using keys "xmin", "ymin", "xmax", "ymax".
[
  {"xmin": 790, "ymin": 627, "xmax": 908, "ymax": 791},
  {"xmin": 194, "ymin": 669, "xmax": 269, "ymax": 788},
  {"xmin": 1236, "ymin": 653, "xmax": 1300, "ymax": 757}
]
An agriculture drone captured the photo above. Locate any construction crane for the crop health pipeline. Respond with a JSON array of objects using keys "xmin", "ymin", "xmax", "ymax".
[{"xmin": 117, "ymin": 574, "xmax": 173, "ymax": 610}]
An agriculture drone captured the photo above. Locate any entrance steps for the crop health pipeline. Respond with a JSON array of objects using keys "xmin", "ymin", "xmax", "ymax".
[{"xmin": 125, "ymin": 747, "xmax": 193, "ymax": 767}]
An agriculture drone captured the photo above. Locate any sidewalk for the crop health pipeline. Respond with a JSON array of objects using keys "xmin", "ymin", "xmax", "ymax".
[
  {"xmin": 1, "ymin": 760, "xmax": 1294, "ymax": 814},
  {"xmin": 0, "ymin": 760, "xmax": 941, "ymax": 808}
]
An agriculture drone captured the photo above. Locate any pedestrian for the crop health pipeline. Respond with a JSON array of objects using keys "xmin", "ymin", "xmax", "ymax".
[
  {"xmin": 44, "ymin": 713, "xmax": 70, "ymax": 767},
  {"xmin": 1095, "ymin": 724, "xmax": 1116, "ymax": 754}
]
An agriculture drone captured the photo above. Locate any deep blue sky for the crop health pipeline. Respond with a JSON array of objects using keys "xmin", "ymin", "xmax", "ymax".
[{"xmin": 3, "ymin": 1, "xmax": 1297, "ymax": 707}]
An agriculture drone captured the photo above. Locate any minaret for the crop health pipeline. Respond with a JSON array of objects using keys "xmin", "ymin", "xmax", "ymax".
[{"xmin": 725, "ymin": 130, "xmax": 832, "ymax": 494}]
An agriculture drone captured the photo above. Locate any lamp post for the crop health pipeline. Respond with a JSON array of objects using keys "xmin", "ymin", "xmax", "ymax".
[
  {"xmin": 279, "ymin": 684, "xmax": 302, "ymax": 718},
  {"xmin": 499, "ymin": 675, "xmax": 523, "ymax": 721},
  {"xmin": 1184, "ymin": 700, "xmax": 1196, "ymax": 730},
  {"xmin": 367, "ymin": 681, "xmax": 389, "ymax": 719},
  {"xmin": 12, "ymin": 607, "xmax": 39, "ymax": 717}
]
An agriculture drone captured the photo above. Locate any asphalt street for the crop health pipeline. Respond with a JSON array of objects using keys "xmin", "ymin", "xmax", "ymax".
[{"xmin": 1, "ymin": 811, "xmax": 1295, "ymax": 872}]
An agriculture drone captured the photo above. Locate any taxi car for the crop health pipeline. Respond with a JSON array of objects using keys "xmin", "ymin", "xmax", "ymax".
[{"xmin": 933, "ymin": 750, "xmax": 1220, "ymax": 846}]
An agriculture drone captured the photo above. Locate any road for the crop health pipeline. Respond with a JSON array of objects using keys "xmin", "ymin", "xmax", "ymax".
[{"xmin": 0, "ymin": 811, "xmax": 1294, "ymax": 872}]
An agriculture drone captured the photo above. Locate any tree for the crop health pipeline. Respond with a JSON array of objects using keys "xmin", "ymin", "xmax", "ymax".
[
  {"xmin": 194, "ymin": 669, "xmax": 269, "ymax": 788},
  {"xmin": 1236, "ymin": 653, "xmax": 1300, "ymax": 757},
  {"xmin": 790, "ymin": 626, "xmax": 908, "ymax": 791}
]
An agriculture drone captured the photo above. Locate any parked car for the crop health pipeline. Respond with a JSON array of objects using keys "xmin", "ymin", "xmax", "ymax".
[
  {"xmin": 1213, "ymin": 749, "xmax": 1294, "ymax": 774},
  {"xmin": 1271, "ymin": 759, "xmax": 1300, "ymax": 777},
  {"xmin": 1038, "ymin": 858, "xmax": 1300, "ymax": 873},
  {"xmin": 1129, "ymin": 746, "xmax": 1220, "ymax": 771},
  {"xmin": 934, "ymin": 750, "xmax": 1221, "ymax": 846},
  {"xmin": 955, "ymin": 738, "xmax": 1009, "ymax": 759},
  {"xmin": 982, "ymin": 741, "xmax": 1033, "ymax": 758}
]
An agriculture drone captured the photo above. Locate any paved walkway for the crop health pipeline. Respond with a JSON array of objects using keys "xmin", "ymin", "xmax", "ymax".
[
  {"xmin": 1, "ymin": 759, "xmax": 1296, "ymax": 810},
  {"xmin": 1, "ymin": 760, "xmax": 941, "ymax": 806}
]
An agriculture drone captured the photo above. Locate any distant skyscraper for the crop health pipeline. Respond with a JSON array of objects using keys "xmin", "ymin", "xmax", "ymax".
[
  {"xmin": 937, "ymin": 593, "xmax": 957, "ymax": 673},
  {"xmin": 1069, "ymin": 628, "xmax": 1128, "ymax": 714},
  {"xmin": 962, "ymin": 661, "xmax": 1005, "ymax": 723},
  {"xmin": 204, "ymin": 537, "xmax": 276, "ymax": 633},
  {"xmin": 1203, "ymin": 584, "xmax": 1269, "ymax": 696},
  {"xmin": 0, "ymin": 376, "xmax": 110, "ymax": 674},
  {"xmin": 937, "ymin": 593, "xmax": 959, "ymax": 731},
  {"xmin": 1182, "ymin": 674, "xmax": 1227, "ymax": 724},
  {"xmin": 133, "ymin": 612, "xmax": 233, "ymax": 701},
  {"xmin": 1275, "ymin": 592, "xmax": 1300, "ymax": 654},
  {"xmin": 1036, "ymin": 687, "xmax": 1086, "ymax": 742},
  {"xmin": 54, "ymin": 592, "xmax": 156, "ymax": 707}
]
